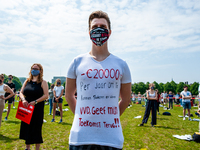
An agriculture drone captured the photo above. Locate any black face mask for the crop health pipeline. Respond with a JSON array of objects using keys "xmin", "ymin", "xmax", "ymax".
[
  {"xmin": 90, "ymin": 27, "xmax": 109, "ymax": 46},
  {"xmin": 0, "ymin": 80, "xmax": 2, "ymax": 84}
]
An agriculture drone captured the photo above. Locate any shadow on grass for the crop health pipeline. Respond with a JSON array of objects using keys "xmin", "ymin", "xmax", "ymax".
[
  {"xmin": 154, "ymin": 126, "xmax": 180, "ymax": 130},
  {"xmin": 157, "ymin": 118, "xmax": 169, "ymax": 120},
  {"xmin": 0, "ymin": 134, "xmax": 18, "ymax": 143},
  {"xmin": 59, "ymin": 122, "xmax": 72, "ymax": 126},
  {"xmin": 5, "ymin": 120, "xmax": 21, "ymax": 124},
  {"xmin": 137, "ymin": 125, "xmax": 180, "ymax": 130}
]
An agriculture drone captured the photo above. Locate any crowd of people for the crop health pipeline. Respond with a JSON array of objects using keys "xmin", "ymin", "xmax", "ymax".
[
  {"xmin": 130, "ymin": 84, "xmax": 200, "ymax": 127},
  {"xmin": 0, "ymin": 10, "xmax": 200, "ymax": 150}
]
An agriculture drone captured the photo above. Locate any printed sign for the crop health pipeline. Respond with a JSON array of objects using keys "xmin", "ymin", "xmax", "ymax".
[{"xmin": 15, "ymin": 101, "xmax": 34, "ymax": 124}]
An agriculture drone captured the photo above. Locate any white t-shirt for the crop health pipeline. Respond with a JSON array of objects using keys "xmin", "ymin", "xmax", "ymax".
[
  {"xmin": 53, "ymin": 86, "xmax": 64, "ymax": 97},
  {"xmin": 67, "ymin": 53, "xmax": 131, "ymax": 149},
  {"xmin": 180, "ymin": 91, "xmax": 191, "ymax": 102},
  {"xmin": 0, "ymin": 84, "xmax": 5, "ymax": 96},
  {"xmin": 162, "ymin": 93, "xmax": 167, "ymax": 98}
]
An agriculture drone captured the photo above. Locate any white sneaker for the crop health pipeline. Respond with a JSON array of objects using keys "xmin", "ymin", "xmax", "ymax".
[
  {"xmin": 183, "ymin": 117, "xmax": 186, "ymax": 120},
  {"xmin": 13, "ymin": 106, "xmax": 15, "ymax": 109},
  {"xmin": 188, "ymin": 118, "xmax": 192, "ymax": 121}
]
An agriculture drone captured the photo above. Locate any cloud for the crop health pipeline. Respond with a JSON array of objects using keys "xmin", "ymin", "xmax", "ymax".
[{"xmin": 0, "ymin": 0, "xmax": 200, "ymax": 82}]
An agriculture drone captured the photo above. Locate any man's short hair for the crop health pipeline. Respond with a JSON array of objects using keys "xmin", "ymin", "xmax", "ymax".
[
  {"xmin": 183, "ymin": 85, "xmax": 188, "ymax": 88},
  {"xmin": 8, "ymin": 75, "xmax": 13, "ymax": 78},
  {"xmin": 88, "ymin": 10, "xmax": 111, "ymax": 30}
]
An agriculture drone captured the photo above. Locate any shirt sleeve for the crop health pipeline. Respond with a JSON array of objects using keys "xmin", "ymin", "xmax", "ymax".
[
  {"xmin": 61, "ymin": 86, "xmax": 64, "ymax": 90},
  {"xmin": 121, "ymin": 61, "xmax": 132, "ymax": 84},
  {"xmin": 67, "ymin": 58, "xmax": 76, "ymax": 79}
]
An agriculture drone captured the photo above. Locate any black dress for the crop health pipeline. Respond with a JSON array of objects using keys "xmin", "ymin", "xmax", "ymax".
[{"xmin": 19, "ymin": 81, "xmax": 44, "ymax": 144}]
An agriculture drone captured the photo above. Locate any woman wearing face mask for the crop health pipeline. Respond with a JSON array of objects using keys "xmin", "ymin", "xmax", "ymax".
[
  {"xmin": 139, "ymin": 83, "xmax": 157, "ymax": 127},
  {"xmin": 0, "ymin": 74, "xmax": 14, "ymax": 127},
  {"xmin": 19, "ymin": 63, "xmax": 48, "ymax": 150},
  {"xmin": 51, "ymin": 79, "xmax": 64, "ymax": 123}
]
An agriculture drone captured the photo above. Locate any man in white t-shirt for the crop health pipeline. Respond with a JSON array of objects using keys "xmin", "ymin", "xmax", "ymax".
[
  {"xmin": 65, "ymin": 10, "xmax": 131, "ymax": 150},
  {"xmin": 180, "ymin": 86, "xmax": 192, "ymax": 121},
  {"xmin": 162, "ymin": 91, "xmax": 168, "ymax": 107}
]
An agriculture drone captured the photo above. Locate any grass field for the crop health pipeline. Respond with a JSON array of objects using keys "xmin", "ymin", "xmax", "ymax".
[{"xmin": 0, "ymin": 98, "xmax": 199, "ymax": 150}]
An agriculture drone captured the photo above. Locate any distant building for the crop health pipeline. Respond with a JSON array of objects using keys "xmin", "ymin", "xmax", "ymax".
[
  {"xmin": 52, "ymin": 76, "xmax": 66, "ymax": 84},
  {"xmin": 18, "ymin": 77, "xmax": 26, "ymax": 85}
]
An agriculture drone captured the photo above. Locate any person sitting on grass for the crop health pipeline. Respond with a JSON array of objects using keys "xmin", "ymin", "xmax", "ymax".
[{"xmin": 195, "ymin": 105, "xmax": 200, "ymax": 117}]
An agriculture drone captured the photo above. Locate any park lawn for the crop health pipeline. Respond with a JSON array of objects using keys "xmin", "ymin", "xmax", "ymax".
[{"xmin": 0, "ymin": 98, "xmax": 199, "ymax": 150}]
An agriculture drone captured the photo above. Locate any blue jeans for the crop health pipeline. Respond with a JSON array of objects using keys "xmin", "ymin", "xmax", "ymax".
[
  {"xmin": 69, "ymin": 145, "xmax": 122, "ymax": 150},
  {"xmin": 49, "ymin": 98, "xmax": 52, "ymax": 114},
  {"xmin": 169, "ymin": 99, "xmax": 173, "ymax": 109}
]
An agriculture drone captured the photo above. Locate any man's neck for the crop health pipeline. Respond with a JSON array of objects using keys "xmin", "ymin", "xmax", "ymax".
[
  {"xmin": 8, "ymin": 81, "xmax": 12, "ymax": 83},
  {"xmin": 90, "ymin": 43, "xmax": 110, "ymax": 62}
]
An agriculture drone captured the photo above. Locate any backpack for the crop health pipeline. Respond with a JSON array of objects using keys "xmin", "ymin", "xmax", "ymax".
[
  {"xmin": 56, "ymin": 110, "xmax": 60, "ymax": 116},
  {"xmin": 192, "ymin": 132, "xmax": 200, "ymax": 142},
  {"xmin": 162, "ymin": 112, "xmax": 171, "ymax": 115}
]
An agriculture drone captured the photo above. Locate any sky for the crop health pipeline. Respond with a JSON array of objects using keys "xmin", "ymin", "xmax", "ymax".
[{"xmin": 0, "ymin": 0, "xmax": 200, "ymax": 84}]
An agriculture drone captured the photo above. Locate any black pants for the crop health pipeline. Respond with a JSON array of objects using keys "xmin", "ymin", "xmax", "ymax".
[
  {"xmin": 142, "ymin": 100, "xmax": 157, "ymax": 125},
  {"xmin": 157, "ymin": 101, "xmax": 160, "ymax": 112}
]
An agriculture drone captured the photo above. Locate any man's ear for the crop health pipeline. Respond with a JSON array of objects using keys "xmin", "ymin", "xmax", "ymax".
[{"xmin": 109, "ymin": 29, "xmax": 112, "ymax": 36}]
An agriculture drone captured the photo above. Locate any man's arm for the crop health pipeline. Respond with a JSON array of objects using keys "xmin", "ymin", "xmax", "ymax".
[
  {"xmin": 65, "ymin": 78, "xmax": 77, "ymax": 114},
  {"xmin": 119, "ymin": 83, "xmax": 131, "ymax": 116}
]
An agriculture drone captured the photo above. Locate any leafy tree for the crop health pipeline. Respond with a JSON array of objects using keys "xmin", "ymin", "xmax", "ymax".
[
  {"xmin": 12, "ymin": 76, "xmax": 22, "ymax": 91},
  {"xmin": 164, "ymin": 82, "xmax": 174, "ymax": 93},
  {"xmin": 62, "ymin": 82, "xmax": 66, "ymax": 89},
  {"xmin": 190, "ymin": 82, "xmax": 199, "ymax": 95},
  {"xmin": 138, "ymin": 82, "xmax": 146, "ymax": 94},
  {"xmin": 159, "ymin": 83, "xmax": 164, "ymax": 92},
  {"xmin": 132, "ymin": 83, "xmax": 139, "ymax": 94},
  {"xmin": 153, "ymin": 81, "xmax": 159, "ymax": 90},
  {"xmin": 47, "ymin": 82, "xmax": 51, "ymax": 89},
  {"xmin": 145, "ymin": 82, "xmax": 150, "ymax": 90},
  {"xmin": 176, "ymin": 82, "xmax": 185, "ymax": 93},
  {"xmin": 170, "ymin": 80, "xmax": 177, "ymax": 94}
]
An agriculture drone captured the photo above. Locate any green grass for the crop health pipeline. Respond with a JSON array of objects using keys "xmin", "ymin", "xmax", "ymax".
[{"xmin": 0, "ymin": 98, "xmax": 199, "ymax": 150}]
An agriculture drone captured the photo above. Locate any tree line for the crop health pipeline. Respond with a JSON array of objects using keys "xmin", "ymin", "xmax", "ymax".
[
  {"xmin": 132, "ymin": 81, "xmax": 199, "ymax": 95},
  {"xmin": 3, "ymin": 74, "xmax": 199, "ymax": 96}
]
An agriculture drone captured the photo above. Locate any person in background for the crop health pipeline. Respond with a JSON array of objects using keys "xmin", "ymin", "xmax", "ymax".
[
  {"xmin": 139, "ymin": 83, "xmax": 157, "ymax": 127},
  {"xmin": 143, "ymin": 89, "xmax": 148, "ymax": 106},
  {"xmin": 5, "ymin": 75, "xmax": 16, "ymax": 120},
  {"xmin": 138, "ymin": 92, "xmax": 142, "ymax": 104},
  {"xmin": 181, "ymin": 86, "xmax": 192, "ymax": 121},
  {"xmin": 52, "ymin": 79, "xmax": 64, "ymax": 123},
  {"xmin": 175, "ymin": 92, "xmax": 180, "ymax": 104},
  {"xmin": 19, "ymin": 63, "xmax": 48, "ymax": 150},
  {"xmin": 168, "ymin": 91, "xmax": 174, "ymax": 109},
  {"xmin": 0, "ymin": 74, "xmax": 14, "ymax": 127},
  {"xmin": 162, "ymin": 91, "xmax": 168, "ymax": 108},
  {"xmin": 156, "ymin": 89, "xmax": 161, "ymax": 115},
  {"xmin": 131, "ymin": 92, "xmax": 136, "ymax": 104},
  {"xmin": 48, "ymin": 84, "xmax": 54, "ymax": 115},
  {"xmin": 195, "ymin": 104, "xmax": 200, "ymax": 117}
]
